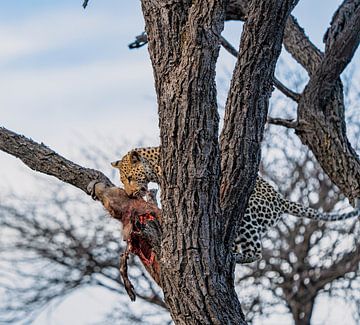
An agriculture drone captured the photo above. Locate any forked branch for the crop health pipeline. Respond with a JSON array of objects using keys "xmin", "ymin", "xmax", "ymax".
[{"xmin": 0, "ymin": 127, "xmax": 113, "ymax": 193}]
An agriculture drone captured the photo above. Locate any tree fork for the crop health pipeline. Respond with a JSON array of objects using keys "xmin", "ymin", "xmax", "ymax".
[
  {"xmin": 142, "ymin": 0, "xmax": 299, "ymax": 323},
  {"xmin": 225, "ymin": 0, "xmax": 360, "ymax": 204}
]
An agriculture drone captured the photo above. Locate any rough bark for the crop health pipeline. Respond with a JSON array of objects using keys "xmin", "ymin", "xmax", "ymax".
[
  {"xmin": 220, "ymin": 0, "xmax": 300, "ymax": 247},
  {"xmin": 129, "ymin": 1, "xmax": 360, "ymax": 202},
  {"xmin": 282, "ymin": 15, "xmax": 323, "ymax": 75},
  {"xmin": 2, "ymin": 0, "xmax": 357, "ymax": 323},
  {"xmin": 141, "ymin": 1, "xmax": 244, "ymax": 324},
  {"xmin": 0, "ymin": 127, "xmax": 113, "ymax": 192},
  {"xmin": 224, "ymin": 0, "xmax": 360, "ymax": 204},
  {"xmin": 141, "ymin": 0, "xmax": 298, "ymax": 323},
  {"xmin": 220, "ymin": 36, "xmax": 301, "ymax": 102},
  {"xmin": 296, "ymin": 0, "xmax": 360, "ymax": 204}
]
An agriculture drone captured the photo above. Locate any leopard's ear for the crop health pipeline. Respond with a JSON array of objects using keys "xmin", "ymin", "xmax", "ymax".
[
  {"xmin": 130, "ymin": 150, "xmax": 141, "ymax": 164},
  {"xmin": 111, "ymin": 160, "xmax": 120, "ymax": 168}
]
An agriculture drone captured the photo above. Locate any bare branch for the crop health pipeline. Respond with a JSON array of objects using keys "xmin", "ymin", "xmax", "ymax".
[
  {"xmin": 82, "ymin": 0, "xmax": 90, "ymax": 9},
  {"xmin": 273, "ymin": 78, "xmax": 301, "ymax": 102},
  {"xmin": 220, "ymin": 0, "xmax": 300, "ymax": 246},
  {"xmin": 223, "ymin": 0, "xmax": 360, "ymax": 204},
  {"xmin": 0, "ymin": 190, "xmax": 167, "ymax": 322},
  {"xmin": 0, "ymin": 127, "xmax": 163, "ymax": 289},
  {"xmin": 283, "ymin": 15, "xmax": 323, "ymax": 75},
  {"xmin": 237, "ymin": 93, "xmax": 360, "ymax": 323},
  {"xmin": 317, "ymin": 0, "xmax": 360, "ymax": 105},
  {"xmin": 267, "ymin": 117, "xmax": 298, "ymax": 128},
  {"xmin": 316, "ymin": 244, "xmax": 360, "ymax": 292},
  {"xmin": 220, "ymin": 36, "xmax": 300, "ymax": 102},
  {"xmin": 141, "ymin": 0, "xmax": 249, "ymax": 322},
  {"xmin": 128, "ymin": 32, "xmax": 148, "ymax": 49},
  {"xmin": 220, "ymin": 36, "xmax": 239, "ymax": 57},
  {"xmin": 0, "ymin": 127, "xmax": 113, "ymax": 194},
  {"xmin": 224, "ymin": 1, "xmax": 324, "ymax": 75}
]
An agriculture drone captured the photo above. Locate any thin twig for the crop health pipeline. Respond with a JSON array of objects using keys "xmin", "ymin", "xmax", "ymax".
[
  {"xmin": 220, "ymin": 35, "xmax": 238, "ymax": 57},
  {"xmin": 128, "ymin": 32, "xmax": 148, "ymax": 49},
  {"xmin": 267, "ymin": 117, "xmax": 297, "ymax": 128},
  {"xmin": 220, "ymin": 35, "xmax": 300, "ymax": 103},
  {"xmin": 273, "ymin": 78, "xmax": 300, "ymax": 102},
  {"xmin": 83, "ymin": 0, "xmax": 89, "ymax": 9}
]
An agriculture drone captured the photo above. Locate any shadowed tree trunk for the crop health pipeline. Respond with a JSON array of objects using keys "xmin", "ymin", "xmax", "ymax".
[
  {"xmin": 141, "ymin": 0, "xmax": 298, "ymax": 323},
  {"xmin": 289, "ymin": 297, "xmax": 315, "ymax": 325}
]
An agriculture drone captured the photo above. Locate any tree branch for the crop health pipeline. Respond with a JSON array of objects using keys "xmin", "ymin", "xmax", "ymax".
[
  {"xmin": 224, "ymin": 1, "xmax": 324, "ymax": 75},
  {"xmin": 0, "ymin": 127, "xmax": 113, "ymax": 193},
  {"xmin": 130, "ymin": 31, "xmax": 303, "ymax": 105},
  {"xmin": 267, "ymin": 117, "xmax": 298, "ymax": 128},
  {"xmin": 273, "ymin": 78, "xmax": 301, "ymax": 102},
  {"xmin": 286, "ymin": 4, "xmax": 360, "ymax": 204},
  {"xmin": 317, "ymin": 0, "xmax": 360, "ymax": 105},
  {"xmin": 219, "ymin": 35, "xmax": 239, "ymax": 57},
  {"xmin": 283, "ymin": 15, "xmax": 323, "ymax": 75},
  {"xmin": 315, "ymin": 244, "xmax": 360, "ymax": 292},
  {"xmin": 220, "ymin": 36, "xmax": 300, "ymax": 102},
  {"xmin": 132, "ymin": 0, "xmax": 324, "ymax": 79},
  {"xmin": 223, "ymin": 0, "xmax": 360, "ymax": 203},
  {"xmin": 220, "ymin": 0, "xmax": 300, "ymax": 247},
  {"xmin": 225, "ymin": 0, "xmax": 248, "ymax": 21},
  {"xmin": 82, "ymin": 0, "xmax": 90, "ymax": 9},
  {"xmin": 141, "ymin": 0, "xmax": 248, "ymax": 323},
  {"xmin": 295, "ymin": 2, "xmax": 360, "ymax": 204}
]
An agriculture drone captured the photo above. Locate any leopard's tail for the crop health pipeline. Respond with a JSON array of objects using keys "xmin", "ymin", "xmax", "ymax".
[{"xmin": 281, "ymin": 199, "xmax": 360, "ymax": 221}]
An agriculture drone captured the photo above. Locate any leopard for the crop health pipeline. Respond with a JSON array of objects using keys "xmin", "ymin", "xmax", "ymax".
[{"xmin": 111, "ymin": 146, "xmax": 359, "ymax": 264}]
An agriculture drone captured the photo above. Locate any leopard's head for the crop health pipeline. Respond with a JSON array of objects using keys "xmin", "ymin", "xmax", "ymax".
[{"xmin": 111, "ymin": 150, "xmax": 155, "ymax": 197}]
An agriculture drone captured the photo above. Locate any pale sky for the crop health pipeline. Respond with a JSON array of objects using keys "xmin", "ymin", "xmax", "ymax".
[
  {"xmin": 0, "ymin": 0, "xmax": 357, "ymax": 191},
  {"xmin": 0, "ymin": 0, "xmax": 359, "ymax": 324}
]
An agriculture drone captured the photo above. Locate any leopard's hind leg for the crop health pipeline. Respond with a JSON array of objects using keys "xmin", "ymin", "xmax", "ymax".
[{"xmin": 233, "ymin": 229, "xmax": 262, "ymax": 264}]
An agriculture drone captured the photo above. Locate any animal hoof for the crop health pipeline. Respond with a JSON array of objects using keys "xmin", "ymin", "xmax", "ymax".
[{"xmin": 87, "ymin": 180, "xmax": 101, "ymax": 200}]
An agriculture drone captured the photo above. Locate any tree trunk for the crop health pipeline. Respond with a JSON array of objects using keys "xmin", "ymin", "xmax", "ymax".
[
  {"xmin": 141, "ymin": 1, "xmax": 244, "ymax": 323},
  {"xmin": 290, "ymin": 298, "xmax": 315, "ymax": 325},
  {"xmin": 219, "ymin": 0, "xmax": 299, "ymax": 247},
  {"xmin": 141, "ymin": 0, "xmax": 298, "ymax": 323}
]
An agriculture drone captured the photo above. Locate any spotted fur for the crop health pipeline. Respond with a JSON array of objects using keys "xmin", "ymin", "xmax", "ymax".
[
  {"xmin": 111, "ymin": 147, "xmax": 160, "ymax": 197},
  {"xmin": 112, "ymin": 146, "xmax": 359, "ymax": 264}
]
